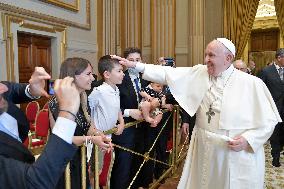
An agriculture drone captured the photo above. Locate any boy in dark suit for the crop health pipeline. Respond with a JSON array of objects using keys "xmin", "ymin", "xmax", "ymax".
[{"xmin": 110, "ymin": 47, "xmax": 150, "ymax": 189}]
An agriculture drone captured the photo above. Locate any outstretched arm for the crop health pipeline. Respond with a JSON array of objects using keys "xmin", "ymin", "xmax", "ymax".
[{"xmin": 111, "ymin": 55, "xmax": 168, "ymax": 85}]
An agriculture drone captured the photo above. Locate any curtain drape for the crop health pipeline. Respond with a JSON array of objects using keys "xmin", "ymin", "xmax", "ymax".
[
  {"xmin": 223, "ymin": 0, "xmax": 259, "ymax": 59},
  {"xmin": 275, "ymin": 0, "xmax": 284, "ymax": 43}
]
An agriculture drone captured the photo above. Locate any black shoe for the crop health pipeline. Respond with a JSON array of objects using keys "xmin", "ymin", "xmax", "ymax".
[{"xmin": 272, "ymin": 157, "xmax": 281, "ymax": 167}]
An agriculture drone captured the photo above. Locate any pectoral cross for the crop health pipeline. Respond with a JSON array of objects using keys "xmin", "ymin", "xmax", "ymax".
[{"xmin": 206, "ymin": 104, "xmax": 215, "ymax": 123}]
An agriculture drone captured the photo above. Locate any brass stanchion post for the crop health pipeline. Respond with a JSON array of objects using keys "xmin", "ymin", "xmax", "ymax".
[
  {"xmin": 81, "ymin": 146, "xmax": 87, "ymax": 189},
  {"xmin": 94, "ymin": 145, "xmax": 99, "ymax": 189},
  {"xmin": 171, "ymin": 105, "xmax": 177, "ymax": 174},
  {"xmin": 65, "ymin": 163, "xmax": 71, "ymax": 189}
]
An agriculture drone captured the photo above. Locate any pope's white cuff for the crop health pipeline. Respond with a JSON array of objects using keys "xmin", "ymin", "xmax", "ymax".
[
  {"xmin": 135, "ymin": 62, "xmax": 145, "ymax": 73},
  {"xmin": 123, "ymin": 109, "xmax": 130, "ymax": 117}
]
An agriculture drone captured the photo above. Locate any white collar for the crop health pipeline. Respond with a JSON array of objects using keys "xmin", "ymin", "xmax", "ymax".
[
  {"xmin": 210, "ymin": 64, "xmax": 234, "ymax": 85},
  {"xmin": 218, "ymin": 64, "xmax": 234, "ymax": 80},
  {"xmin": 274, "ymin": 63, "xmax": 283, "ymax": 70},
  {"xmin": 0, "ymin": 112, "xmax": 20, "ymax": 141},
  {"xmin": 102, "ymin": 82, "xmax": 119, "ymax": 93}
]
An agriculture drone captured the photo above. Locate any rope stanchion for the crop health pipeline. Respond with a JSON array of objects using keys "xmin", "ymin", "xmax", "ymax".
[
  {"xmin": 65, "ymin": 163, "xmax": 71, "ymax": 189},
  {"xmin": 94, "ymin": 145, "xmax": 99, "ymax": 189},
  {"xmin": 81, "ymin": 146, "xmax": 87, "ymax": 189},
  {"xmin": 63, "ymin": 106, "xmax": 189, "ymax": 189},
  {"xmin": 126, "ymin": 111, "xmax": 173, "ymax": 188}
]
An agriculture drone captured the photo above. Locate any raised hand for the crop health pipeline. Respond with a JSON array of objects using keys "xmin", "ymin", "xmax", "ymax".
[
  {"xmin": 111, "ymin": 55, "xmax": 137, "ymax": 68},
  {"xmin": 54, "ymin": 77, "xmax": 80, "ymax": 116},
  {"xmin": 29, "ymin": 67, "xmax": 51, "ymax": 98}
]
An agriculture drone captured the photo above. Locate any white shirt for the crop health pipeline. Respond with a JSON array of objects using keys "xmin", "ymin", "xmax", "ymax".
[
  {"xmin": 123, "ymin": 71, "xmax": 141, "ymax": 117},
  {"xmin": 0, "ymin": 112, "xmax": 21, "ymax": 142},
  {"xmin": 88, "ymin": 82, "xmax": 120, "ymax": 135}
]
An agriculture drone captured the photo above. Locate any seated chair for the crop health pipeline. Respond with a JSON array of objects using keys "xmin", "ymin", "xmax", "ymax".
[
  {"xmin": 25, "ymin": 101, "xmax": 40, "ymax": 132},
  {"xmin": 42, "ymin": 101, "xmax": 49, "ymax": 110},
  {"xmin": 28, "ymin": 109, "xmax": 50, "ymax": 155}
]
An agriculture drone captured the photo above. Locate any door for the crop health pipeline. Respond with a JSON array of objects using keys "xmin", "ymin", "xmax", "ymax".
[{"xmin": 18, "ymin": 32, "xmax": 52, "ymax": 111}]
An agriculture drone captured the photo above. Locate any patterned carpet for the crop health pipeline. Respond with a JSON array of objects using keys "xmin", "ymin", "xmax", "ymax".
[
  {"xmin": 264, "ymin": 143, "xmax": 284, "ymax": 189},
  {"xmin": 158, "ymin": 143, "xmax": 284, "ymax": 189}
]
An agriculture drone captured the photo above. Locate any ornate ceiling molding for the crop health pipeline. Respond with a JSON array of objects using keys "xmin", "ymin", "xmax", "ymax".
[
  {"xmin": 256, "ymin": 0, "xmax": 276, "ymax": 18},
  {"xmin": 0, "ymin": 1, "xmax": 90, "ymax": 30},
  {"xmin": 39, "ymin": 0, "xmax": 80, "ymax": 12}
]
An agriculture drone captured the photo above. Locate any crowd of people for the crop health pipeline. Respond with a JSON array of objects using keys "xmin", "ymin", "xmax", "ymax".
[{"xmin": 0, "ymin": 38, "xmax": 283, "ymax": 189}]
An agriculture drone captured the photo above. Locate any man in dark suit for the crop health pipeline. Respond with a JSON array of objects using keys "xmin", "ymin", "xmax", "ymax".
[
  {"xmin": 1, "ymin": 81, "xmax": 37, "ymax": 142},
  {"xmin": 110, "ymin": 47, "xmax": 149, "ymax": 189},
  {"xmin": 259, "ymin": 48, "xmax": 284, "ymax": 167},
  {"xmin": 0, "ymin": 68, "xmax": 80, "ymax": 188}
]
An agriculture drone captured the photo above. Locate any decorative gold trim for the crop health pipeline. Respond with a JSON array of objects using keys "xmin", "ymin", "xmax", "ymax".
[
  {"xmin": 0, "ymin": 1, "xmax": 90, "ymax": 30},
  {"xmin": 2, "ymin": 13, "xmax": 67, "ymax": 81},
  {"xmin": 253, "ymin": 16, "xmax": 279, "ymax": 30},
  {"xmin": 61, "ymin": 29, "xmax": 67, "ymax": 63},
  {"xmin": 39, "ymin": 0, "xmax": 80, "ymax": 12}
]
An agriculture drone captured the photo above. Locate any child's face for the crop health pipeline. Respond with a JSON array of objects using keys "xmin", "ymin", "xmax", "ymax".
[
  {"xmin": 107, "ymin": 63, "xmax": 125, "ymax": 85},
  {"xmin": 126, "ymin": 52, "xmax": 141, "ymax": 62},
  {"xmin": 151, "ymin": 83, "xmax": 163, "ymax": 93}
]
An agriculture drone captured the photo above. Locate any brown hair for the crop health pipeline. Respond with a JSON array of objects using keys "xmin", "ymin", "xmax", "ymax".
[
  {"xmin": 98, "ymin": 55, "xmax": 120, "ymax": 78},
  {"xmin": 59, "ymin": 57, "xmax": 92, "ymax": 79},
  {"xmin": 123, "ymin": 47, "xmax": 141, "ymax": 58}
]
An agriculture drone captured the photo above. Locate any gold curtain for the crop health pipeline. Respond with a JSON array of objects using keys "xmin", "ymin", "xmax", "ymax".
[
  {"xmin": 275, "ymin": 0, "xmax": 284, "ymax": 43},
  {"xmin": 223, "ymin": 0, "xmax": 259, "ymax": 59}
]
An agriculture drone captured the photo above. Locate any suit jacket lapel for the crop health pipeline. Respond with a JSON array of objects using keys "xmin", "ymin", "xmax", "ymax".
[{"xmin": 0, "ymin": 131, "xmax": 34, "ymax": 163}]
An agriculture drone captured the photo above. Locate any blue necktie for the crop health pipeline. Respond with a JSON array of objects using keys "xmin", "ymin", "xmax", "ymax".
[{"xmin": 134, "ymin": 78, "xmax": 142, "ymax": 101}]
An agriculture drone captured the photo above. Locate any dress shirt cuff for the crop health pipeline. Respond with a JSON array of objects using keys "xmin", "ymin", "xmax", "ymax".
[
  {"xmin": 135, "ymin": 62, "xmax": 145, "ymax": 73},
  {"xmin": 123, "ymin": 109, "xmax": 130, "ymax": 117},
  {"xmin": 52, "ymin": 117, "xmax": 76, "ymax": 144},
  {"xmin": 25, "ymin": 84, "xmax": 41, "ymax": 99}
]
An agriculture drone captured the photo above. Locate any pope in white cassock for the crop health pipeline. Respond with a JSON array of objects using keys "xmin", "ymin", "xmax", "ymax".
[{"xmin": 112, "ymin": 38, "xmax": 281, "ymax": 189}]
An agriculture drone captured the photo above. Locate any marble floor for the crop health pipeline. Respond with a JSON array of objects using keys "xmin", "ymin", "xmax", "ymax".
[{"xmin": 156, "ymin": 143, "xmax": 284, "ymax": 189}]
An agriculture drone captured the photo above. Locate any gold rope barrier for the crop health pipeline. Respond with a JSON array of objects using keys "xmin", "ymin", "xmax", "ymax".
[
  {"xmin": 64, "ymin": 106, "xmax": 188, "ymax": 189},
  {"xmin": 127, "ymin": 110, "xmax": 174, "ymax": 188}
]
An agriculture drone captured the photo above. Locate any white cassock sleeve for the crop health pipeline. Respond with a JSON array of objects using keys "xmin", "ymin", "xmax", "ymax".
[{"xmin": 137, "ymin": 63, "xmax": 210, "ymax": 117}]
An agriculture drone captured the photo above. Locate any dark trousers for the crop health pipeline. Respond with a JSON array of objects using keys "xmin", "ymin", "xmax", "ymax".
[
  {"xmin": 270, "ymin": 122, "xmax": 284, "ymax": 158},
  {"xmin": 133, "ymin": 112, "xmax": 172, "ymax": 188},
  {"xmin": 130, "ymin": 125, "xmax": 150, "ymax": 189},
  {"xmin": 153, "ymin": 112, "xmax": 172, "ymax": 179},
  {"xmin": 110, "ymin": 127, "xmax": 136, "ymax": 189}
]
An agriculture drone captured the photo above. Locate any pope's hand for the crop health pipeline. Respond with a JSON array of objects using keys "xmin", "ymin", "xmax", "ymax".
[
  {"xmin": 111, "ymin": 55, "xmax": 137, "ymax": 68},
  {"xmin": 182, "ymin": 123, "xmax": 190, "ymax": 135},
  {"xmin": 228, "ymin": 136, "xmax": 250, "ymax": 152}
]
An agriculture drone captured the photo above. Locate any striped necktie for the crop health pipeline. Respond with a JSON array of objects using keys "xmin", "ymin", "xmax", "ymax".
[
  {"xmin": 278, "ymin": 67, "xmax": 284, "ymax": 81},
  {"xmin": 134, "ymin": 77, "xmax": 142, "ymax": 101}
]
